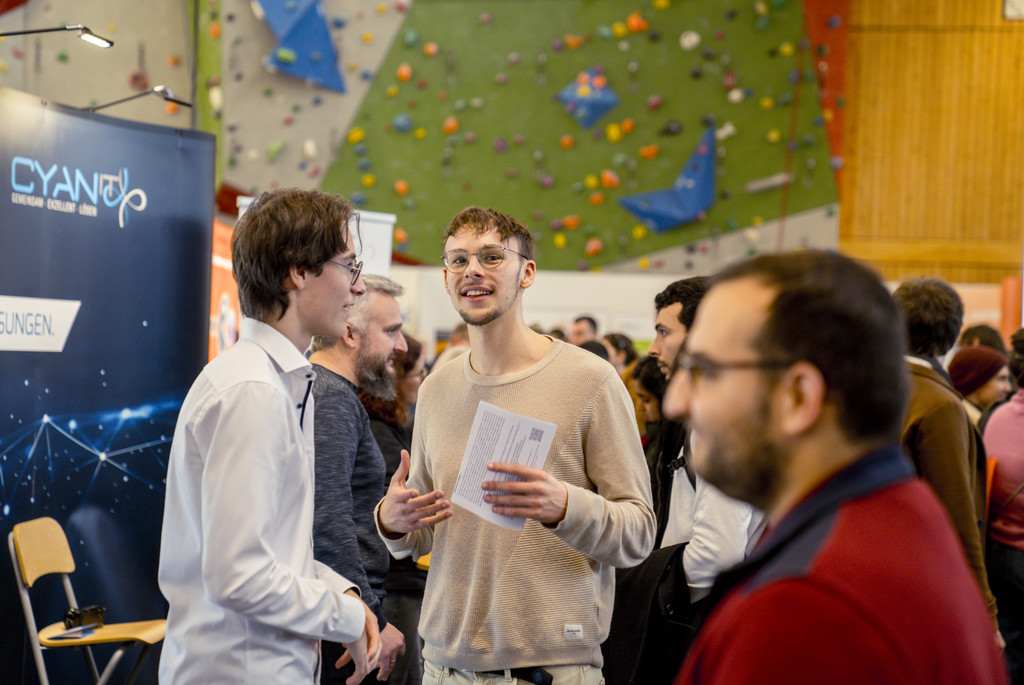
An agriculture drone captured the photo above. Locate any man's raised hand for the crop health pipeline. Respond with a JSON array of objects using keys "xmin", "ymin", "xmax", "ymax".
[{"xmin": 378, "ymin": 450, "xmax": 452, "ymax": 537}]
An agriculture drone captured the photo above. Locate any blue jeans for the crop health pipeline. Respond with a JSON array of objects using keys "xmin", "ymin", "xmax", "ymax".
[{"xmin": 988, "ymin": 539, "xmax": 1024, "ymax": 684}]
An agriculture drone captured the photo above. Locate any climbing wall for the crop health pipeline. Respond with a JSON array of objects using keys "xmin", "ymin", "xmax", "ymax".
[{"xmin": 316, "ymin": 0, "xmax": 843, "ymax": 272}]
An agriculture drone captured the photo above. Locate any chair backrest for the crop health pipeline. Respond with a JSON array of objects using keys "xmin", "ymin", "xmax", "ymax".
[{"xmin": 12, "ymin": 517, "xmax": 76, "ymax": 588}]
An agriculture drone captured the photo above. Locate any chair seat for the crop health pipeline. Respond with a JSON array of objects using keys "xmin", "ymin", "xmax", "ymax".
[
  {"xmin": 415, "ymin": 552, "xmax": 431, "ymax": 571},
  {"xmin": 39, "ymin": 619, "xmax": 166, "ymax": 647}
]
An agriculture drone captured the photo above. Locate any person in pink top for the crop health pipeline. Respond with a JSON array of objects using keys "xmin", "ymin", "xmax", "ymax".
[{"xmin": 982, "ymin": 328, "xmax": 1024, "ymax": 684}]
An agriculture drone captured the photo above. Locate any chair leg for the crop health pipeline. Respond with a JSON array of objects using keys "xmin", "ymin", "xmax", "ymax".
[
  {"xmin": 26, "ymin": 637, "xmax": 49, "ymax": 685},
  {"xmin": 10, "ymin": 533, "xmax": 50, "ymax": 685},
  {"xmin": 123, "ymin": 643, "xmax": 154, "ymax": 685},
  {"xmin": 94, "ymin": 645, "xmax": 127, "ymax": 685},
  {"xmin": 80, "ymin": 644, "xmax": 101, "ymax": 683}
]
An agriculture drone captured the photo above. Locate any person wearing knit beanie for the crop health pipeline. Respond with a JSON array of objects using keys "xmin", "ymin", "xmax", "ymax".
[{"xmin": 949, "ymin": 345, "xmax": 1011, "ymax": 424}]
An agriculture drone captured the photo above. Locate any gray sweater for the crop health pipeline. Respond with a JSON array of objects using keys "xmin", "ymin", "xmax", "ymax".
[{"xmin": 312, "ymin": 365, "xmax": 389, "ymax": 629}]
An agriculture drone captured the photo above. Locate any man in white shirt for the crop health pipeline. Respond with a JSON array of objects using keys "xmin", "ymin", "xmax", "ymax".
[
  {"xmin": 158, "ymin": 188, "xmax": 381, "ymax": 684},
  {"xmin": 649, "ymin": 278, "xmax": 760, "ymax": 596},
  {"xmin": 604, "ymin": 277, "xmax": 761, "ymax": 684}
]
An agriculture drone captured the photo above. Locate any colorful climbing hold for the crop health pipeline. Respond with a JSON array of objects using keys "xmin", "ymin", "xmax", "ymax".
[
  {"xmin": 627, "ymin": 12, "xmax": 650, "ymax": 33},
  {"xmin": 599, "ymin": 170, "xmax": 621, "ymax": 189},
  {"xmin": 639, "ymin": 144, "xmax": 660, "ymax": 159},
  {"xmin": 267, "ymin": 139, "xmax": 286, "ymax": 162}
]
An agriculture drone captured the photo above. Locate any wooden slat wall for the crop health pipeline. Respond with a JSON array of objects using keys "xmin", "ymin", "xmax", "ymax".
[{"xmin": 840, "ymin": 1, "xmax": 1024, "ymax": 282}]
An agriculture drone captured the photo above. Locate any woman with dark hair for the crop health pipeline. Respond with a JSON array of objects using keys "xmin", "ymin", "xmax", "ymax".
[
  {"xmin": 632, "ymin": 355, "xmax": 680, "ymax": 473},
  {"xmin": 359, "ymin": 332, "xmax": 426, "ymax": 685},
  {"xmin": 982, "ymin": 328, "xmax": 1024, "ymax": 684},
  {"xmin": 602, "ymin": 332, "xmax": 638, "ymax": 375}
]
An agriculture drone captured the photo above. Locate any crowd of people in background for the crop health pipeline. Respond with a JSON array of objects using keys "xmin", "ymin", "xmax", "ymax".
[
  {"xmin": 374, "ymin": 274, "xmax": 1023, "ymax": 685},
  {"xmin": 157, "ymin": 188, "xmax": 1021, "ymax": 685}
]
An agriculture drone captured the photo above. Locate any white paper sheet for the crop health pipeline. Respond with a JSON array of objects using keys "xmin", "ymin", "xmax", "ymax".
[
  {"xmin": 451, "ymin": 401, "xmax": 557, "ymax": 530},
  {"xmin": 49, "ymin": 623, "xmax": 98, "ymax": 640}
]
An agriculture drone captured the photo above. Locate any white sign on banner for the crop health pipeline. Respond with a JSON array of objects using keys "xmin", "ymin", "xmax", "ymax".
[
  {"xmin": 0, "ymin": 295, "xmax": 81, "ymax": 352},
  {"xmin": 354, "ymin": 209, "xmax": 397, "ymax": 277}
]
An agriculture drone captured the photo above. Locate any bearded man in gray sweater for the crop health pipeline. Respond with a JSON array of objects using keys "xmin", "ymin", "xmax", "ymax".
[{"xmin": 312, "ymin": 275, "xmax": 410, "ymax": 684}]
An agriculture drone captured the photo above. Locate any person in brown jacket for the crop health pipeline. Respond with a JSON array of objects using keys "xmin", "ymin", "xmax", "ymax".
[{"xmin": 893, "ymin": 277, "xmax": 1000, "ymax": 636}]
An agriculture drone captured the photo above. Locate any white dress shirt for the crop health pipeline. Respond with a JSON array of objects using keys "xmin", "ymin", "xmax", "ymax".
[
  {"xmin": 660, "ymin": 441, "xmax": 763, "ymax": 603},
  {"xmin": 159, "ymin": 318, "xmax": 364, "ymax": 684}
]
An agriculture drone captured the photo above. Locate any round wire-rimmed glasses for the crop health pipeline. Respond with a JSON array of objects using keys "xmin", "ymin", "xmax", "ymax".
[{"xmin": 442, "ymin": 244, "xmax": 528, "ymax": 273}]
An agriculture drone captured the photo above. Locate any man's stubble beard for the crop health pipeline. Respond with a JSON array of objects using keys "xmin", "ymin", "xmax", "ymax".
[{"xmin": 457, "ymin": 279, "xmax": 522, "ymax": 327}]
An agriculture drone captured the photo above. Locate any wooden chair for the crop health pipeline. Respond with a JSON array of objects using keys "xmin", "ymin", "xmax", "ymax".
[{"xmin": 8, "ymin": 516, "xmax": 166, "ymax": 685}]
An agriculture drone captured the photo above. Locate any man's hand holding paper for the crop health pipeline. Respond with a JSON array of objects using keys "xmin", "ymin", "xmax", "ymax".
[{"xmin": 481, "ymin": 462, "xmax": 569, "ymax": 525}]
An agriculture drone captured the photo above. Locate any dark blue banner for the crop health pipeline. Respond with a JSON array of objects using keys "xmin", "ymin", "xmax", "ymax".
[{"xmin": 0, "ymin": 87, "xmax": 214, "ymax": 684}]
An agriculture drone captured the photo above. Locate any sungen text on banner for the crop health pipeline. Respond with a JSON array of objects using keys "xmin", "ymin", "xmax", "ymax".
[{"xmin": 0, "ymin": 295, "xmax": 81, "ymax": 352}]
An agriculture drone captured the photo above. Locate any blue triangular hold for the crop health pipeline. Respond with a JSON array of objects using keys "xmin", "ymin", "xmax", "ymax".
[
  {"xmin": 618, "ymin": 126, "xmax": 716, "ymax": 233},
  {"xmin": 557, "ymin": 68, "xmax": 620, "ymax": 129},
  {"xmin": 253, "ymin": 0, "xmax": 319, "ymax": 41},
  {"xmin": 263, "ymin": 0, "xmax": 346, "ymax": 93}
]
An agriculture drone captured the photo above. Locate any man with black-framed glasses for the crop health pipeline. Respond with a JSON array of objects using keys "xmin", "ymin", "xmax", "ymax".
[
  {"xmin": 374, "ymin": 205, "xmax": 655, "ymax": 685},
  {"xmin": 667, "ymin": 250, "xmax": 1005, "ymax": 685}
]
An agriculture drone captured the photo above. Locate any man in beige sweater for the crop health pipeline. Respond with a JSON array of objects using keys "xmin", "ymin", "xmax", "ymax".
[{"xmin": 376, "ymin": 206, "xmax": 656, "ymax": 685}]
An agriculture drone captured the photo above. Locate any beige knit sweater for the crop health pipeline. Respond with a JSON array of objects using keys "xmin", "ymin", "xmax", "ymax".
[{"xmin": 378, "ymin": 339, "xmax": 655, "ymax": 672}]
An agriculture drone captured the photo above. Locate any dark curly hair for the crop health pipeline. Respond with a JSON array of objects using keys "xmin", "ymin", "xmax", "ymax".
[{"xmin": 654, "ymin": 277, "xmax": 710, "ymax": 329}]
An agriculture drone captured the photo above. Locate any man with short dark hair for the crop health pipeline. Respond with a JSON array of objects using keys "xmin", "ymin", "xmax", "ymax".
[
  {"xmin": 670, "ymin": 251, "xmax": 1005, "ymax": 685},
  {"xmin": 648, "ymin": 278, "xmax": 758, "ymax": 572},
  {"xmin": 603, "ymin": 277, "xmax": 758, "ymax": 684},
  {"xmin": 376, "ymin": 206, "xmax": 654, "ymax": 685},
  {"xmin": 159, "ymin": 188, "xmax": 381, "ymax": 684},
  {"xmin": 960, "ymin": 323, "xmax": 1009, "ymax": 356},
  {"xmin": 569, "ymin": 315, "xmax": 599, "ymax": 346},
  {"xmin": 893, "ymin": 277, "xmax": 999, "ymax": 626},
  {"xmin": 649, "ymin": 278, "xmax": 708, "ymax": 378},
  {"xmin": 310, "ymin": 275, "xmax": 409, "ymax": 684}
]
